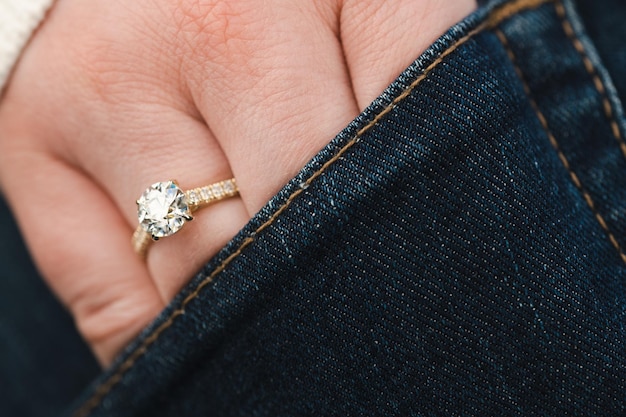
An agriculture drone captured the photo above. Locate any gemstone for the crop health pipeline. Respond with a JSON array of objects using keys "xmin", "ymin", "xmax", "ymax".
[
  {"xmin": 223, "ymin": 180, "xmax": 235, "ymax": 194},
  {"xmin": 187, "ymin": 190, "xmax": 199, "ymax": 205},
  {"xmin": 200, "ymin": 187, "xmax": 212, "ymax": 201},
  {"xmin": 137, "ymin": 181, "xmax": 191, "ymax": 238},
  {"xmin": 211, "ymin": 184, "xmax": 224, "ymax": 198}
]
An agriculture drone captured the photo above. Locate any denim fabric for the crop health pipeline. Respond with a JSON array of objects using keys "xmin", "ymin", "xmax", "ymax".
[
  {"xmin": 0, "ymin": 197, "xmax": 100, "ymax": 417},
  {"xmin": 3, "ymin": 0, "xmax": 626, "ymax": 415},
  {"xmin": 576, "ymin": 0, "xmax": 626, "ymax": 113}
]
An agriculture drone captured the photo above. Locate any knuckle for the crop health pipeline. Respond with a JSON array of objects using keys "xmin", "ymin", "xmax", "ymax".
[
  {"xmin": 70, "ymin": 38, "xmax": 161, "ymax": 107},
  {"xmin": 60, "ymin": 7, "xmax": 181, "ymax": 108},
  {"xmin": 171, "ymin": 0, "xmax": 260, "ymax": 65},
  {"xmin": 341, "ymin": 0, "xmax": 388, "ymax": 23}
]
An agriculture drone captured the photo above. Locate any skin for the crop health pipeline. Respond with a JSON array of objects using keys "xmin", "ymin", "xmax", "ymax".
[{"xmin": 0, "ymin": 0, "xmax": 476, "ymax": 366}]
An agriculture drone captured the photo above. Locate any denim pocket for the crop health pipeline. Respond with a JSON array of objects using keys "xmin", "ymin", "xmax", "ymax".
[{"xmin": 71, "ymin": 1, "xmax": 626, "ymax": 416}]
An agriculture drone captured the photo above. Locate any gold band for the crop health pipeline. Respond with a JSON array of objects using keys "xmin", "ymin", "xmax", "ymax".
[{"xmin": 132, "ymin": 178, "xmax": 238, "ymax": 258}]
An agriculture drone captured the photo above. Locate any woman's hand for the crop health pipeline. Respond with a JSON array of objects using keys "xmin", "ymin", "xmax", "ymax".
[{"xmin": 0, "ymin": 0, "xmax": 475, "ymax": 366}]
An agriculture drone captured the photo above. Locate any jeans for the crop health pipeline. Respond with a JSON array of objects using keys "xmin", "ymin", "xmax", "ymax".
[{"xmin": 2, "ymin": 0, "xmax": 626, "ymax": 415}]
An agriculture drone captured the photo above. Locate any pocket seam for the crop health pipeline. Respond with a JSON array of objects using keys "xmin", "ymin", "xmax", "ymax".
[
  {"xmin": 494, "ymin": 5, "xmax": 626, "ymax": 266},
  {"xmin": 557, "ymin": 1, "xmax": 626, "ymax": 160}
]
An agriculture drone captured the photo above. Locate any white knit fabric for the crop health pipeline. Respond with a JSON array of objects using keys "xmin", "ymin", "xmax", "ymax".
[{"xmin": 0, "ymin": 0, "xmax": 55, "ymax": 91}]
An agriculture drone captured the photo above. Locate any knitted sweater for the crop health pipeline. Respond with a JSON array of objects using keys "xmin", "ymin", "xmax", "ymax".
[{"xmin": 0, "ymin": 0, "xmax": 54, "ymax": 91}]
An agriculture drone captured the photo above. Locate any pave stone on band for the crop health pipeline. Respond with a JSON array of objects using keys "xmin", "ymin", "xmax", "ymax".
[{"xmin": 132, "ymin": 178, "xmax": 238, "ymax": 258}]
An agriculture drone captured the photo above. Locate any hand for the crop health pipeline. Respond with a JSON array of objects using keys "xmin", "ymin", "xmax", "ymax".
[{"xmin": 0, "ymin": 0, "xmax": 475, "ymax": 366}]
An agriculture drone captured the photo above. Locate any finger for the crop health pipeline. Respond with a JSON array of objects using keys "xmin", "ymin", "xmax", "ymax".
[
  {"xmin": 340, "ymin": 0, "xmax": 477, "ymax": 110},
  {"xmin": 0, "ymin": 147, "xmax": 165, "ymax": 366},
  {"xmin": 180, "ymin": 0, "xmax": 360, "ymax": 213}
]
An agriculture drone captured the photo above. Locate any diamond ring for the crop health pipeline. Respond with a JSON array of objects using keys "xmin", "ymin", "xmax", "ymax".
[{"xmin": 132, "ymin": 178, "xmax": 238, "ymax": 257}]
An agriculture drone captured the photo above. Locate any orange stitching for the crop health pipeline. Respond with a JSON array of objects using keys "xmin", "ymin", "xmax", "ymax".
[
  {"xmin": 74, "ymin": 0, "xmax": 555, "ymax": 416},
  {"xmin": 485, "ymin": 0, "xmax": 552, "ymax": 27},
  {"xmin": 495, "ymin": 27, "xmax": 626, "ymax": 265},
  {"xmin": 554, "ymin": 2, "xmax": 626, "ymax": 160}
]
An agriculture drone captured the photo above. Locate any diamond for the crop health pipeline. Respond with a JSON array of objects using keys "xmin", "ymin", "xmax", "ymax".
[
  {"xmin": 223, "ymin": 180, "xmax": 235, "ymax": 194},
  {"xmin": 200, "ymin": 187, "xmax": 212, "ymax": 201},
  {"xmin": 137, "ymin": 181, "xmax": 191, "ymax": 238},
  {"xmin": 187, "ymin": 190, "xmax": 199, "ymax": 205},
  {"xmin": 211, "ymin": 184, "xmax": 224, "ymax": 198}
]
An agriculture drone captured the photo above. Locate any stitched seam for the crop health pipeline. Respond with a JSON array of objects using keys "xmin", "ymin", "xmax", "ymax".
[
  {"xmin": 74, "ymin": 0, "xmax": 554, "ymax": 415},
  {"xmin": 495, "ymin": 27, "xmax": 626, "ymax": 266},
  {"xmin": 555, "ymin": 2, "xmax": 626, "ymax": 159}
]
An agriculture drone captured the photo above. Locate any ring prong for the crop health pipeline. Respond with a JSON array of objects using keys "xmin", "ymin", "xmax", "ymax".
[
  {"xmin": 184, "ymin": 213, "xmax": 194, "ymax": 221},
  {"xmin": 152, "ymin": 235, "xmax": 159, "ymax": 241}
]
